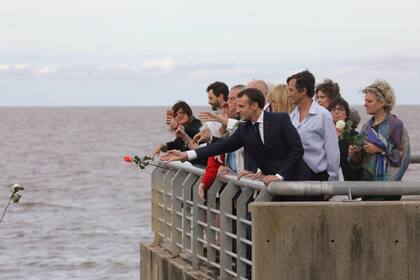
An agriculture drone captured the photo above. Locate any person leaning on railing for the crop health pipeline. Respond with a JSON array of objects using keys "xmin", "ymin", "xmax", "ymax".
[
  {"xmin": 191, "ymin": 85, "xmax": 246, "ymax": 201},
  {"xmin": 348, "ymin": 80, "xmax": 411, "ymax": 200},
  {"xmin": 151, "ymin": 101, "xmax": 207, "ymax": 166}
]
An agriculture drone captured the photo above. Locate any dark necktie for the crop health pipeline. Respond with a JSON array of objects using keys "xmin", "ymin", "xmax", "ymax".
[{"xmin": 253, "ymin": 122, "xmax": 264, "ymax": 146}]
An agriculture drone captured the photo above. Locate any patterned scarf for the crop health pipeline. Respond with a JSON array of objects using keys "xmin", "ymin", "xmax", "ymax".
[{"xmin": 366, "ymin": 125, "xmax": 388, "ymax": 180}]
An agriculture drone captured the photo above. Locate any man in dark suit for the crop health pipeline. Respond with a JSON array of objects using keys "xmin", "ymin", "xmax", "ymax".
[{"xmin": 161, "ymin": 88, "xmax": 308, "ymax": 185}]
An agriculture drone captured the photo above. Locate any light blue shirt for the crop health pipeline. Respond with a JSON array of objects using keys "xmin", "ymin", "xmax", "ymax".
[
  {"xmin": 290, "ymin": 100, "xmax": 340, "ymax": 181},
  {"xmin": 227, "ymin": 152, "xmax": 237, "ymax": 172}
]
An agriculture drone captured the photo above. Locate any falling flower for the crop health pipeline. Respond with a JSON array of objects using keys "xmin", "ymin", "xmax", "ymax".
[{"xmin": 1, "ymin": 184, "xmax": 24, "ymax": 224}]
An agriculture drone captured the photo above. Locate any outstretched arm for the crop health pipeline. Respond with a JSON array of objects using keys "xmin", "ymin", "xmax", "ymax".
[
  {"xmin": 161, "ymin": 128, "xmax": 243, "ymax": 162},
  {"xmin": 160, "ymin": 150, "xmax": 188, "ymax": 162}
]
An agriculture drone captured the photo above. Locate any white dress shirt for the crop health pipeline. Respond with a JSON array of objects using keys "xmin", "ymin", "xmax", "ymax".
[{"xmin": 289, "ymin": 100, "xmax": 340, "ymax": 181}]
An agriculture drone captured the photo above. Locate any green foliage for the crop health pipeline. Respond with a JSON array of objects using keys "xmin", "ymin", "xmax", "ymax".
[
  {"xmin": 352, "ymin": 134, "xmax": 366, "ymax": 148},
  {"xmin": 340, "ymin": 120, "xmax": 365, "ymax": 148},
  {"xmin": 132, "ymin": 155, "xmax": 154, "ymax": 170}
]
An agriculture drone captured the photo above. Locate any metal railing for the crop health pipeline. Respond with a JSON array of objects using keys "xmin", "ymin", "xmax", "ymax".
[{"xmin": 150, "ymin": 156, "xmax": 420, "ymax": 280}]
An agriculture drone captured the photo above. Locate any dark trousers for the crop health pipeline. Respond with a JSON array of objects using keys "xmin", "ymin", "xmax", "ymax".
[{"xmin": 311, "ymin": 170, "xmax": 329, "ymax": 181}]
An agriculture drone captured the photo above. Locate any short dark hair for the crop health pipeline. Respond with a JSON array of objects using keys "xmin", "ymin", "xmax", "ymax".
[
  {"xmin": 172, "ymin": 101, "xmax": 193, "ymax": 118},
  {"xmin": 315, "ymin": 79, "xmax": 341, "ymax": 100},
  {"xmin": 237, "ymin": 88, "xmax": 265, "ymax": 109},
  {"xmin": 286, "ymin": 70, "xmax": 316, "ymax": 98},
  {"xmin": 207, "ymin": 81, "xmax": 229, "ymax": 101},
  {"xmin": 328, "ymin": 97, "xmax": 350, "ymax": 118}
]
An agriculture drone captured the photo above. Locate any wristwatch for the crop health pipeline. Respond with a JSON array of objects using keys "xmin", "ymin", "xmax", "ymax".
[{"xmin": 381, "ymin": 150, "xmax": 386, "ymax": 156}]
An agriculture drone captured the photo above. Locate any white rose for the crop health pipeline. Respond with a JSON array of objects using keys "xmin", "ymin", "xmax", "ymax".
[
  {"xmin": 10, "ymin": 183, "xmax": 24, "ymax": 194},
  {"xmin": 336, "ymin": 120, "xmax": 346, "ymax": 129}
]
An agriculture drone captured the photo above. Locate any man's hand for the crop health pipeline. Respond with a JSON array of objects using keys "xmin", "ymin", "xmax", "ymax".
[
  {"xmin": 198, "ymin": 183, "xmax": 206, "ymax": 201},
  {"xmin": 152, "ymin": 144, "xmax": 164, "ymax": 158},
  {"xmin": 336, "ymin": 127, "xmax": 343, "ymax": 137},
  {"xmin": 217, "ymin": 166, "xmax": 233, "ymax": 176},
  {"xmin": 237, "ymin": 170, "xmax": 263, "ymax": 181},
  {"xmin": 262, "ymin": 175, "xmax": 280, "ymax": 187},
  {"xmin": 160, "ymin": 150, "xmax": 188, "ymax": 162},
  {"xmin": 199, "ymin": 111, "xmax": 221, "ymax": 123},
  {"xmin": 363, "ymin": 142, "xmax": 383, "ymax": 154},
  {"xmin": 199, "ymin": 111, "xmax": 229, "ymax": 126},
  {"xmin": 192, "ymin": 129, "xmax": 212, "ymax": 144}
]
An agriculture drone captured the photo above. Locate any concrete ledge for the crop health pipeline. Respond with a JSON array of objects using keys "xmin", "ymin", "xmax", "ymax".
[
  {"xmin": 250, "ymin": 201, "xmax": 420, "ymax": 280},
  {"xmin": 140, "ymin": 242, "xmax": 216, "ymax": 280}
]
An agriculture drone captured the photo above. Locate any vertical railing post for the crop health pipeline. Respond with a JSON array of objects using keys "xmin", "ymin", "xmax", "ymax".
[
  {"xmin": 151, "ymin": 167, "xmax": 169, "ymax": 244},
  {"xmin": 220, "ymin": 181, "xmax": 240, "ymax": 280},
  {"xmin": 206, "ymin": 180, "xmax": 224, "ymax": 265},
  {"xmin": 236, "ymin": 187, "xmax": 255, "ymax": 279},
  {"xmin": 170, "ymin": 170, "xmax": 188, "ymax": 256},
  {"xmin": 192, "ymin": 178, "xmax": 206, "ymax": 269},
  {"xmin": 183, "ymin": 174, "xmax": 198, "ymax": 253},
  {"xmin": 162, "ymin": 169, "xmax": 176, "ymax": 242}
]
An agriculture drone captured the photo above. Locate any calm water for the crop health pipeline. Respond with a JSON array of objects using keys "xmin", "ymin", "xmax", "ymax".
[{"xmin": 0, "ymin": 106, "xmax": 419, "ymax": 280}]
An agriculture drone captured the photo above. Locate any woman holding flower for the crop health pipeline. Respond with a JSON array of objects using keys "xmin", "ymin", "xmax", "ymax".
[
  {"xmin": 329, "ymin": 97, "xmax": 362, "ymax": 181},
  {"xmin": 348, "ymin": 80, "xmax": 411, "ymax": 199}
]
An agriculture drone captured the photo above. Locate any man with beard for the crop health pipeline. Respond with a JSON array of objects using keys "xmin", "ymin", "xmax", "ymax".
[{"xmin": 207, "ymin": 81, "xmax": 229, "ymax": 111}]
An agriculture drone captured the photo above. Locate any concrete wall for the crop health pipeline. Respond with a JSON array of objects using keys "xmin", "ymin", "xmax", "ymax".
[
  {"xmin": 140, "ymin": 242, "xmax": 216, "ymax": 280},
  {"xmin": 250, "ymin": 201, "xmax": 420, "ymax": 280}
]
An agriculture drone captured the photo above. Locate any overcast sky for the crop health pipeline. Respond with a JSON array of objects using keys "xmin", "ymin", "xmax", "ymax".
[{"xmin": 1, "ymin": 0, "xmax": 419, "ymax": 106}]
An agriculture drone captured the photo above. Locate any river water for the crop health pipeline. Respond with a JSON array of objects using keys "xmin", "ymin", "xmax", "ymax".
[{"xmin": 0, "ymin": 106, "xmax": 419, "ymax": 279}]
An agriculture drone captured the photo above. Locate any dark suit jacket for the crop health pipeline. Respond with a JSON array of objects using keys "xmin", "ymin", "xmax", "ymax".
[{"xmin": 195, "ymin": 112, "xmax": 307, "ymax": 180}]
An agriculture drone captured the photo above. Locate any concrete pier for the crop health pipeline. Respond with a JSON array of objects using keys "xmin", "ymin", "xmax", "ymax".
[
  {"xmin": 140, "ymin": 242, "xmax": 217, "ymax": 280},
  {"xmin": 250, "ymin": 201, "xmax": 420, "ymax": 280},
  {"xmin": 142, "ymin": 160, "xmax": 420, "ymax": 280}
]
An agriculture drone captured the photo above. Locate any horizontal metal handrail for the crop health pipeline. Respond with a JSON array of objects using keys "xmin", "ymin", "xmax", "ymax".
[
  {"xmin": 267, "ymin": 181, "xmax": 420, "ymax": 196},
  {"xmin": 411, "ymin": 154, "xmax": 420, "ymax": 164},
  {"xmin": 157, "ymin": 160, "xmax": 265, "ymax": 192},
  {"xmin": 157, "ymin": 153, "xmax": 420, "ymax": 196}
]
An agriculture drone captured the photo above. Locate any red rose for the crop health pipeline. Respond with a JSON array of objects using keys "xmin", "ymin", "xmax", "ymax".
[{"xmin": 124, "ymin": 155, "xmax": 133, "ymax": 163}]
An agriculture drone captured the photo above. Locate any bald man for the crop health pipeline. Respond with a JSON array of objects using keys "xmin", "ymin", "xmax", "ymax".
[{"xmin": 246, "ymin": 79, "xmax": 271, "ymax": 112}]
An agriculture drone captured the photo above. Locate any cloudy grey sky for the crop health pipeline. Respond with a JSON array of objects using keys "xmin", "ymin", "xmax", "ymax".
[{"xmin": 1, "ymin": 0, "xmax": 419, "ymax": 106}]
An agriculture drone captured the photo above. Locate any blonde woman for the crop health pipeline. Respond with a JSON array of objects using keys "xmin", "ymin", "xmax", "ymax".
[
  {"xmin": 268, "ymin": 84, "xmax": 294, "ymax": 113},
  {"xmin": 349, "ymin": 80, "xmax": 411, "ymax": 199}
]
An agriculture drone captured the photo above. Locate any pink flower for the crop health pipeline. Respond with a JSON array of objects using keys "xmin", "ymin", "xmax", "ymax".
[{"xmin": 124, "ymin": 155, "xmax": 133, "ymax": 163}]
